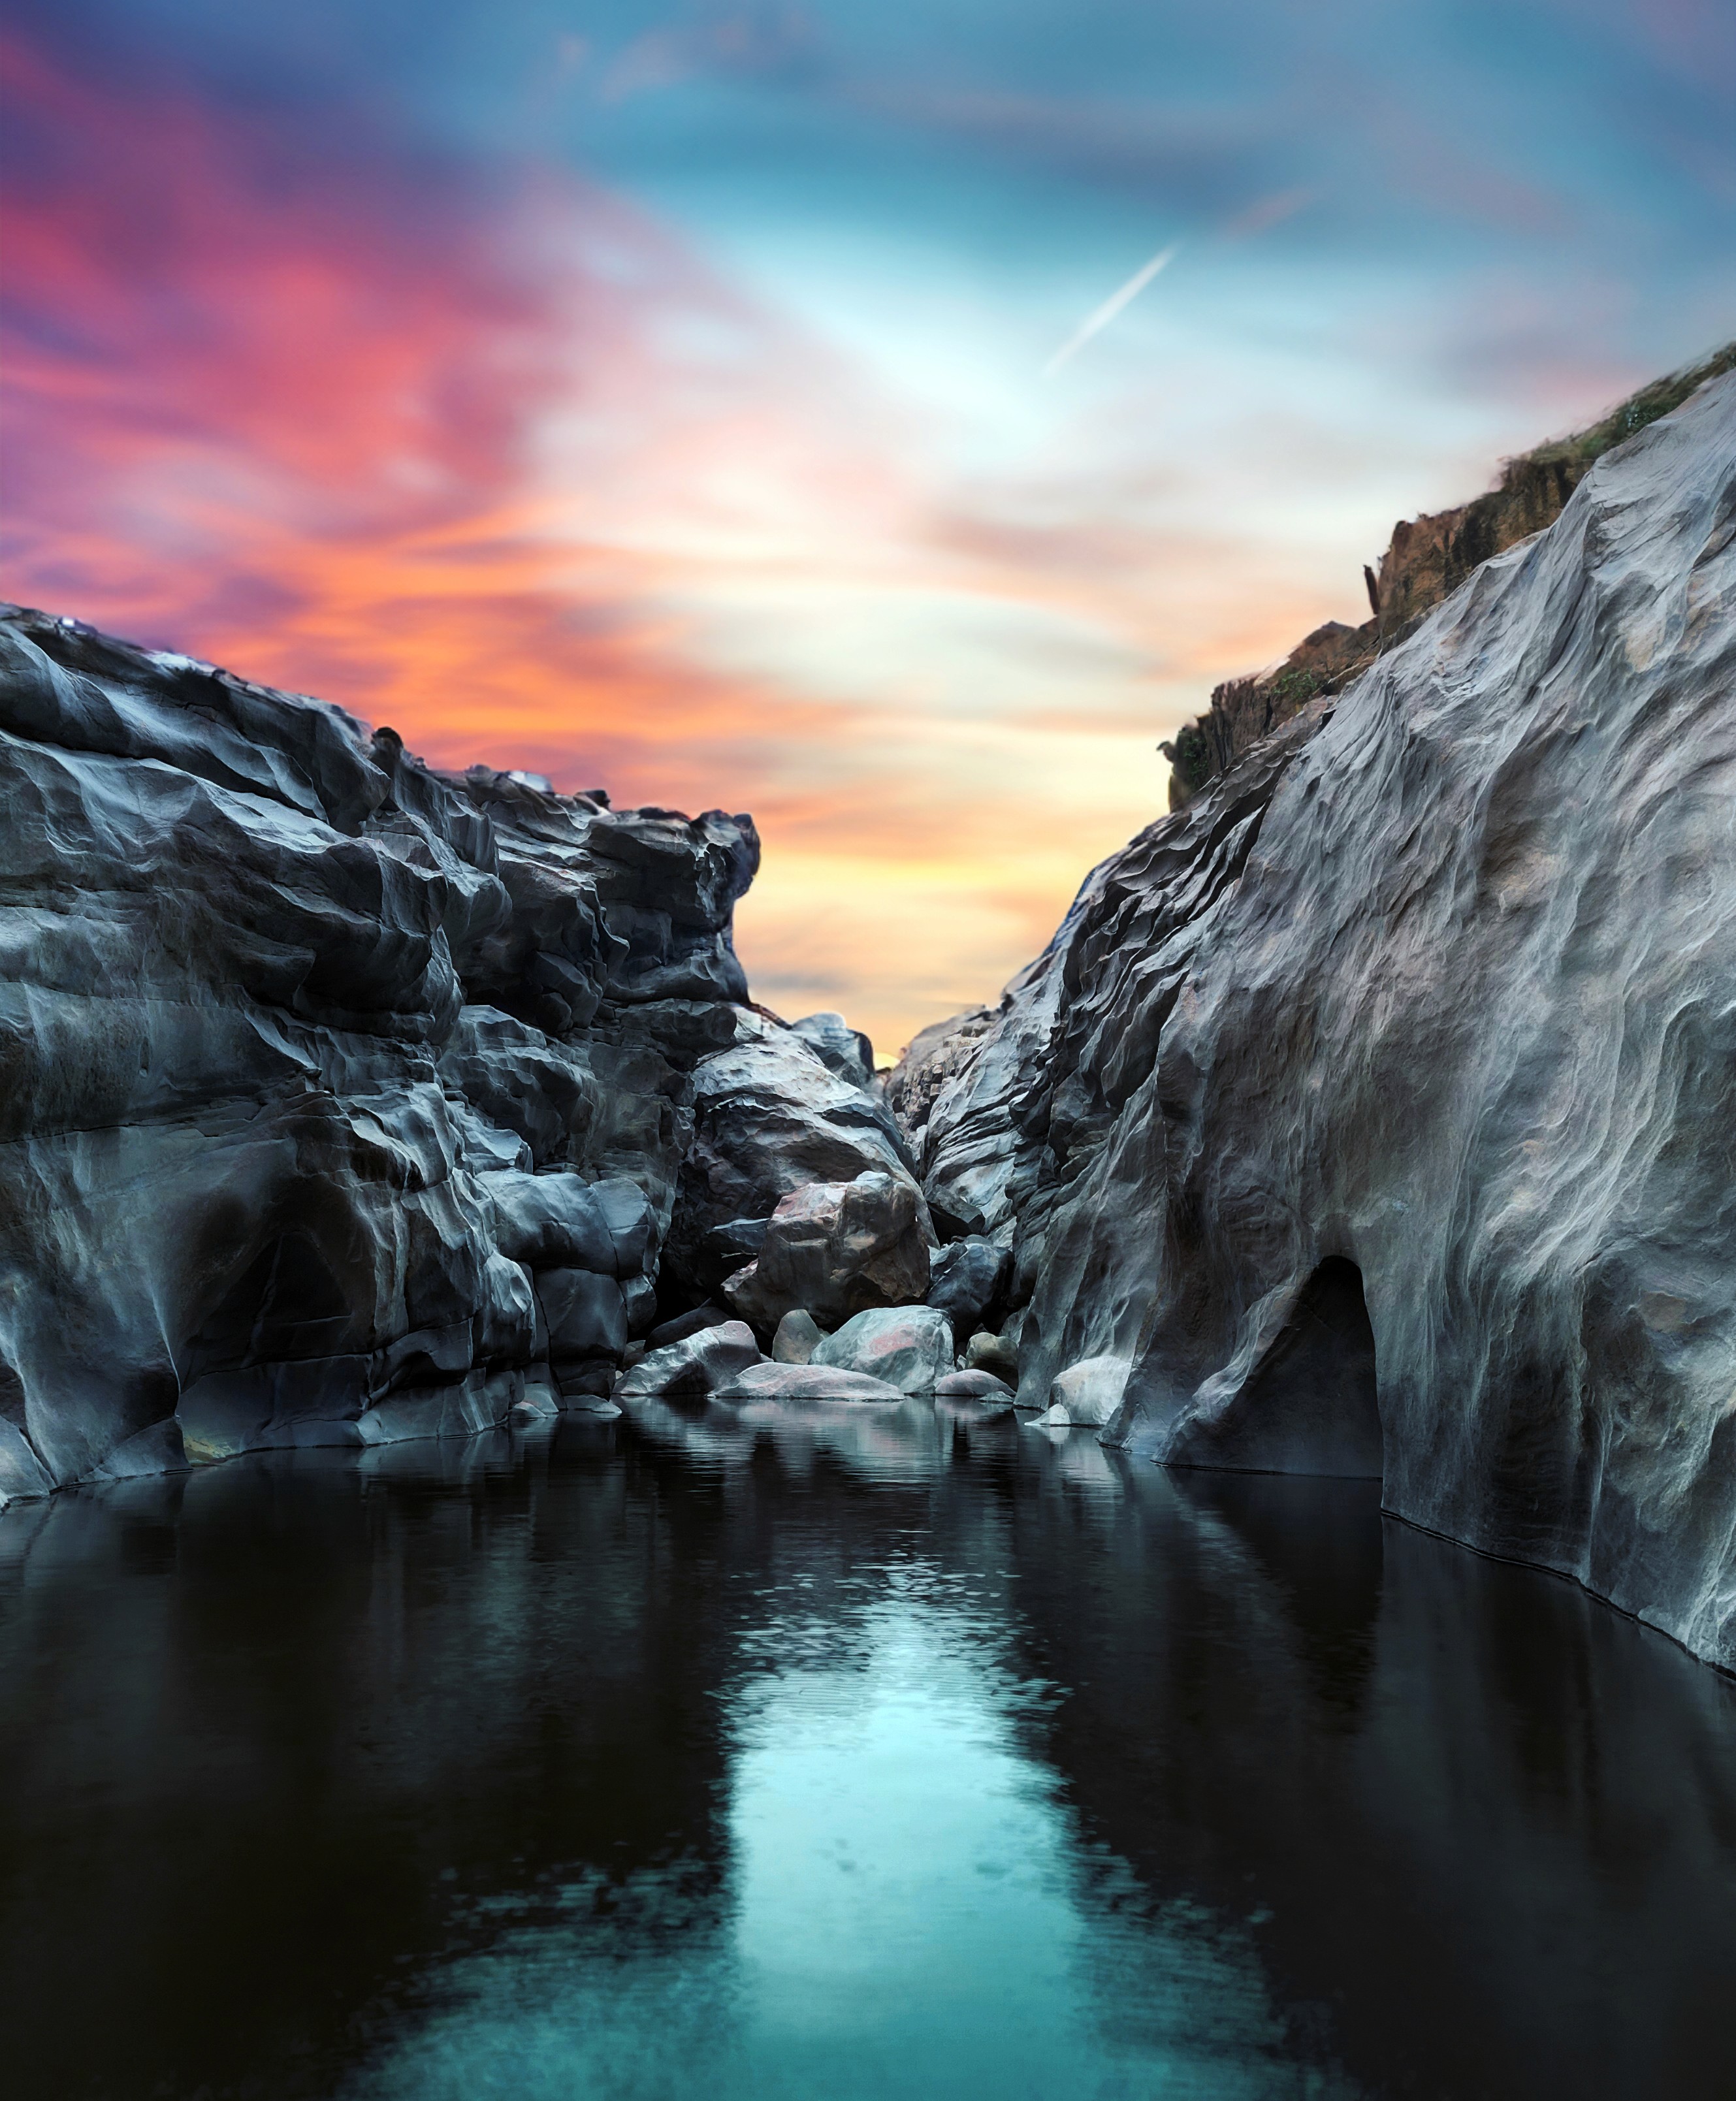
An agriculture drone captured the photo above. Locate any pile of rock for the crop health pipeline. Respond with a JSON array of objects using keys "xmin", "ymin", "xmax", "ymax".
[{"xmin": 613, "ymin": 1298, "xmax": 1020, "ymax": 1411}]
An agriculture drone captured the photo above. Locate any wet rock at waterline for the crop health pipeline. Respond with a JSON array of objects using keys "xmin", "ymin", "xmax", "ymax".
[
  {"xmin": 903, "ymin": 372, "xmax": 1736, "ymax": 1668},
  {"xmin": 613, "ymin": 1321, "xmax": 762, "ymax": 1403},
  {"xmin": 1037, "ymin": 1357, "xmax": 1131, "ymax": 1428},
  {"xmin": 713, "ymin": 1361, "xmax": 908, "ymax": 1405},
  {"xmin": 811, "ymin": 1305, "xmax": 956, "ymax": 1395},
  {"xmin": 934, "ymin": 1368, "xmax": 1015, "ymax": 1401}
]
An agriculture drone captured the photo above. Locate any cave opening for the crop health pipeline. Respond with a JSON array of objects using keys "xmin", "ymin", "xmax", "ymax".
[{"xmin": 1180, "ymin": 1256, "xmax": 1384, "ymax": 1481}]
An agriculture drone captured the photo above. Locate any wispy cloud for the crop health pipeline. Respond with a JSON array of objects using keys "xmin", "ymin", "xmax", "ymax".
[{"xmin": 1042, "ymin": 244, "xmax": 1178, "ymax": 376}]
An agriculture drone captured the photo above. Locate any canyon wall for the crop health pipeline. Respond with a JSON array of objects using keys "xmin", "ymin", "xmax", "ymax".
[
  {"xmin": 0, "ymin": 607, "xmax": 916, "ymax": 1494},
  {"xmin": 906, "ymin": 372, "xmax": 1736, "ymax": 1667}
]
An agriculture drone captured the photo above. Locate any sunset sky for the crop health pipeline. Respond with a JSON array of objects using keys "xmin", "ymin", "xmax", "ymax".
[{"xmin": 3, "ymin": 3, "xmax": 1732, "ymax": 1054}]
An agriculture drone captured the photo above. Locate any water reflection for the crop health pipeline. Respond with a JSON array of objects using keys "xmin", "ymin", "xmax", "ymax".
[{"xmin": 0, "ymin": 1407, "xmax": 1731, "ymax": 2099}]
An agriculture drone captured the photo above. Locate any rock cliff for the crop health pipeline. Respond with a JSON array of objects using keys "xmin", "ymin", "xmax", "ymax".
[
  {"xmin": 906, "ymin": 370, "xmax": 1736, "ymax": 1668},
  {"xmin": 1161, "ymin": 340, "xmax": 1736, "ymax": 810},
  {"xmin": 0, "ymin": 606, "xmax": 918, "ymax": 1493}
]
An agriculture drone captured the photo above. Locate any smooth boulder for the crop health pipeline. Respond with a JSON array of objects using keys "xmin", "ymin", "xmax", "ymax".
[
  {"xmin": 771, "ymin": 1309, "xmax": 824, "ymax": 1364},
  {"xmin": 811, "ymin": 1306, "xmax": 954, "ymax": 1395},
  {"xmin": 614, "ymin": 1321, "xmax": 762, "ymax": 1403},
  {"xmin": 1036, "ymin": 1356, "xmax": 1131, "ymax": 1427},
  {"xmin": 934, "ymin": 1368, "xmax": 1014, "ymax": 1400}
]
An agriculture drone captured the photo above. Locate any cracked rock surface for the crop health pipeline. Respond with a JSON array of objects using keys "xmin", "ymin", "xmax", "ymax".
[{"xmin": 903, "ymin": 374, "xmax": 1736, "ymax": 1668}]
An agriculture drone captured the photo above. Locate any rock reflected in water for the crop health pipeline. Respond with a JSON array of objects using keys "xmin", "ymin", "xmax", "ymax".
[{"xmin": 1, "ymin": 1409, "xmax": 1731, "ymax": 2100}]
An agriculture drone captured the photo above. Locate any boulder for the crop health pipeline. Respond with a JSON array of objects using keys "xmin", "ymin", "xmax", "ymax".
[
  {"xmin": 772, "ymin": 1309, "xmax": 824, "ymax": 1364},
  {"xmin": 613, "ymin": 1321, "xmax": 762, "ymax": 1403},
  {"xmin": 812, "ymin": 1306, "xmax": 954, "ymax": 1394},
  {"xmin": 964, "ymin": 1331, "xmax": 1020, "ymax": 1383},
  {"xmin": 713, "ymin": 1361, "xmax": 907, "ymax": 1405},
  {"xmin": 925, "ymin": 1236, "xmax": 1008, "ymax": 1339},
  {"xmin": 662, "ymin": 1016, "xmax": 923, "ymax": 1301},
  {"xmin": 934, "ymin": 1368, "xmax": 1014, "ymax": 1400},
  {"xmin": 722, "ymin": 1172, "xmax": 930, "ymax": 1331},
  {"xmin": 1036, "ymin": 1357, "xmax": 1132, "ymax": 1428}
]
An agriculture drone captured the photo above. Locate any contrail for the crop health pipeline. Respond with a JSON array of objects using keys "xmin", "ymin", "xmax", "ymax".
[{"xmin": 1043, "ymin": 243, "xmax": 1178, "ymax": 377}]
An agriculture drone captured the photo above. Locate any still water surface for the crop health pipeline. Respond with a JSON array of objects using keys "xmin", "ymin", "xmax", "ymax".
[{"xmin": 2, "ymin": 1400, "xmax": 1733, "ymax": 2099}]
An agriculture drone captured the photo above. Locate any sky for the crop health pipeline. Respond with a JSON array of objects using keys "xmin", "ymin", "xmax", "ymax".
[{"xmin": 2, "ymin": 3, "xmax": 1732, "ymax": 1056}]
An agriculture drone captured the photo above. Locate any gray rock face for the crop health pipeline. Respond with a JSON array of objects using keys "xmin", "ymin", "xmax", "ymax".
[
  {"xmin": 720, "ymin": 1170, "xmax": 931, "ymax": 1331},
  {"xmin": 925, "ymin": 1236, "xmax": 1009, "ymax": 1340},
  {"xmin": 812, "ymin": 1306, "xmax": 956, "ymax": 1394},
  {"xmin": 909, "ymin": 374, "xmax": 1736, "ymax": 1669},
  {"xmin": 661, "ymin": 1014, "xmax": 925, "ymax": 1304},
  {"xmin": 0, "ymin": 604, "xmax": 760, "ymax": 1492}
]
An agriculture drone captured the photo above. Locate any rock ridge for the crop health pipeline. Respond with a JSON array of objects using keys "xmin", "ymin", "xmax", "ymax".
[{"xmin": 1161, "ymin": 340, "xmax": 1736, "ymax": 810}]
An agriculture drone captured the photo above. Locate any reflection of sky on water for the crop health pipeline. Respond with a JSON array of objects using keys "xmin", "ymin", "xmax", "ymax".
[
  {"xmin": 7, "ymin": 1418, "xmax": 1731, "ymax": 2098},
  {"xmin": 349, "ymin": 1547, "xmax": 1321, "ymax": 2100}
]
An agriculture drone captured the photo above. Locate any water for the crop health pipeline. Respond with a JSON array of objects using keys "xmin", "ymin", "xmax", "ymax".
[{"xmin": 1, "ymin": 1400, "xmax": 1732, "ymax": 2100}]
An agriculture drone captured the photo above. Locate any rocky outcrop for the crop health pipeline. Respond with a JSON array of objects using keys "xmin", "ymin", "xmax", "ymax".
[
  {"xmin": 907, "ymin": 372, "xmax": 1736, "ymax": 1668},
  {"xmin": 0, "ymin": 605, "xmax": 911, "ymax": 1495},
  {"xmin": 1161, "ymin": 341, "xmax": 1736, "ymax": 809}
]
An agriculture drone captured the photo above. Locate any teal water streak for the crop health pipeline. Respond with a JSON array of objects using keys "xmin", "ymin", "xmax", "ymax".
[{"xmin": 350, "ymin": 1558, "xmax": 1320, "ymax": 2100}]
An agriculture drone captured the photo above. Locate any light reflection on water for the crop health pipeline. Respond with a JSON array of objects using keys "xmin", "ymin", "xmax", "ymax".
[
  {"xmin": 2, "ymin": 1403, "xmax": 1732, "ymax": 2100},
  {"xmin": 349, "ymin": 1558, "xmax": 1315, "ymax": 2101}
]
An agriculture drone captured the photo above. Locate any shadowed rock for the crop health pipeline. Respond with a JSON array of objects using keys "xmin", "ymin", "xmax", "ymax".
[
  {"xmin": 926, "ymin": 1235, "xmax": 1009, "ymax": 1339},
  {"xmin": 904, "ymin": 372, "xmax": 1736, "ymax": 1669}
]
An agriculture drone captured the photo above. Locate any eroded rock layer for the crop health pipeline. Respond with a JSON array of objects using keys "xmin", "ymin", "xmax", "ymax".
[
  {"xmin": 908, "ymin": 373, "xmax": 1736, "ymax": 1667},
  {"xmin": 0, "ymin": 606, "xmax": 918, "ymax": 1492}
]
